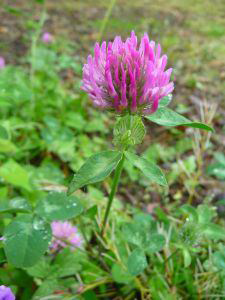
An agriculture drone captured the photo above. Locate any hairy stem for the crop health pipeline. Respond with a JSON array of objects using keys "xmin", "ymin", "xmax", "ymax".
[{"xmin": 101, "ymin": 153, "xmax": 125, "ymax": 236}]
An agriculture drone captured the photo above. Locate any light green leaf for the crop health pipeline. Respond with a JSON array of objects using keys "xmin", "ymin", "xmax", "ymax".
[
  {"xmin": 85, "ymin": 119, "xmax": 107, "ymax": 133},
  {"xmin": 32, "ymin": 279, "xmax": 59, "ymax": 300},
  {"xmin": 0, "ymin": 187, "xmax": 7, "ymax": 199},
  {"xmin": 202, "ymin": 223, "xmax": 225, "ymax": 240},
  {"xmin": 183, "ymin": 248, "xmax": 192, "ymax": 267},
  {"xmin": 213, "ymin": 251, "xmax": 225, "ymax": 270},
  {"xmin": 25, "ymin": 258, "xmax": 50, "ymax": 279},
  {"xmin": 36, "ymin": 192, "xmax": 83, "ymax": 221},
  {"xmin": 180, "ymin": 204, "xmax": 198, "ymax": 222},
  {"xmin": 214, "ymin": 152, "xmax": 225, "ymax": 166},
  {"xmin": 207, "ymin": 152, "xmax": 225, "ymax": 180},
  {"xmin": 0, "ymin": 125, "xmax": 8, "ymax": 139},
  {"xmin": 0, "ymin": 197, "xmax": 32, "ymax": 214},
  {"xmin": 197, "ymin": 204, "xmax": 216, "ymax": 224},
  {"xmin": 179, "ymin": 222, "xmax": 199, "ymax": 247},
  {"xmin": 4, "ymin": 215, "xmax": 52, "ymax": 268},
  {"xmin": 207, "ymin": 163, "xmax": 225, "ymax": 180},
  {"xmin": 159, "ymin": 94, "xmax": 172, "ymax": 107},
  {"xmin": 122, "ymin": 223, "xmax": 146, "ymax": 247},
  {"xmin": 145, "ymin": 107, "xmax": 213, "ymax": 131},
  {"xmin": 125, "ymin": 151, "xmax": 167, "ymax": 186},
  {"xmin": 0, "ymin": 159, "xmax": 32, "ymax": 191},
  {"xmin": 145, "ymin": 234, "xmax": 165, "ymax": 253},
  {"xmin": 68, "ymin": 151, "xmax": 122, "ymax": 195},
  {"xmin": 51, "ymin": 248, "xmax": 81, "ymax": 278},
  {"xmin": 64, "ymin": 112, "xmax": 86, "ymax": 131},
  {"xmin": 112, "ymin": 263, "xmax": 133, "ymax": 284},
  {"xmin": 127, "ymin": 248, "xmax": 147, "ymax": 276},
  {"xmin": 0, "ymin": 139, "xmax": 17, "ymax": 153},
  {"xmin": 134, "ymin": 213, "xmax": 154, "ymax": 229}
]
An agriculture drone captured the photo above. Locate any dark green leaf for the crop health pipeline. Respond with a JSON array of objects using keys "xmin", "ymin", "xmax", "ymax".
[
  {"xmin": 125, "ymin": 151, "xmax": 167, "ymax": 186},
  {"xmin": 25, "ymin": 258, "xmax": 50, "ymax": 279},
  {"xmin": 35, "ymin": 0, "xmax": 45, "ymax": 4},
  {"xmin": 4, "ymin": 215, "xmax": 52, "ymax": 267},
  {"xmin": 111, "ymin": 263, "xmax": 133, "ymax": 284},
  {"xmin": 145, "ymin": 107, "xmax": 213, "ymax": 131},
  {"xmin": 86, "ymin": 205, "xmax": 98, "ymax": 219},
  {"xmin": 3, "ymin": 5, "xmax": 24, "ymax": 15},
  {"xmin": 32, "ymin": 279, "xmax": 59, "ymax": 300},
  {"xmin": 0, "ymin": 249, "xmax": 6, "ymax": 264},
  {"xmin": 83, "ymin": 290, "xmax": 98, "ymax": 300},
  {"xmin": 154, "ymin": 207, "xmax": 170, "ymax": 224},
  {"xmin": 0, "ymin": 197, "xmax": 32, "ymax": 214},
  {"xmin": 134, "ymin": 213, "xmax": 154, "ymax": 231},
  {"xmin": 68, "ymin": 151, "xmax": 122, "ymax": 195},
  {"xmin": 127, "ymin": 248, "xmax": 147, "ymax": 276},
  {"xmin": 36, "ymin": 192, "xmax": 83, "ymax": 221}
]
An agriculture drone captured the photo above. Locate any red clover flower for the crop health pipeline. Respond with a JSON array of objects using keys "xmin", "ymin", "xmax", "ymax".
[
  {"xmin": 51, "ymin": 221, "xmax": 82, "ymax": 251},
  {"xmin": 82, "ymin": 31, "xmax": 174, "ymax": 115},
  {"xmin": 42, "ymin": 32, "xmax": 53, "ymax": 44}
]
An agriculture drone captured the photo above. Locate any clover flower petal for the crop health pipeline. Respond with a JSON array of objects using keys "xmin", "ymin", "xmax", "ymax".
[
  {"xmin": 82, "ymin": 31, "xmax": 174, "ymax": 115},
  {"xmin": 0, "ymin": 285, "xmax": 15, "ymax": 300},
  {"xmin": 51, "ymin": 221, "xmax": 82, "ymax": 252}
]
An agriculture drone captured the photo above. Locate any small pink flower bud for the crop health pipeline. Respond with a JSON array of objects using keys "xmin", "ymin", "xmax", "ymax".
[
  {"xmin": 50, "ymin": 221, "xmax": 83, "ymax": 252},
  {"xmin": 42, "ymin": 32, "xmax": 53, "ymax": 43},
  {"xmin": 0, "ymin": 57, "xmax": 6, "ymax": 69}
]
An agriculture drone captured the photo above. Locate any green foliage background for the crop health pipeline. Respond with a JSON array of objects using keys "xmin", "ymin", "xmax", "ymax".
[{"xmin": 0, "ymin": 0, "xmax": 224, "ymax": 299}]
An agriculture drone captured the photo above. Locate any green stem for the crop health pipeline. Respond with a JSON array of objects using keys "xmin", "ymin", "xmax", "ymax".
[
  {"xmin": 98, "ymin": 0, "xmax": 117, "ymax": 42},
  {"xmin": 164, "ymin": 248, "xmax": 180, "ymax": 264},
  {"xmin": 30, "ymin": 7, "xmax": 46, "ymax": 117},
  {"xmin": 101, "ymin": 153, "xmax": 125, "ymax": 236}
]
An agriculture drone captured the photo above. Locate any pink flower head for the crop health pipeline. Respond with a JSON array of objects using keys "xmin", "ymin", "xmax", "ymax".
[
  {"xmin": 0, "ymin": 57, "xmax": 5, "ymax": 69},
  {"xmin": 42, "ymin": 32, "xmax": 53, "ymax": 43},
  {"xmin": 51, "ymin": 221, "xmax": 82, "ymax": 251},
  {"xmin": 82, "ymin": 31, "xmax": 174, "ymax": 115},
  {"xmin": 0, "ymin": 285, "xmax": 15, "ymax": 300}
]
